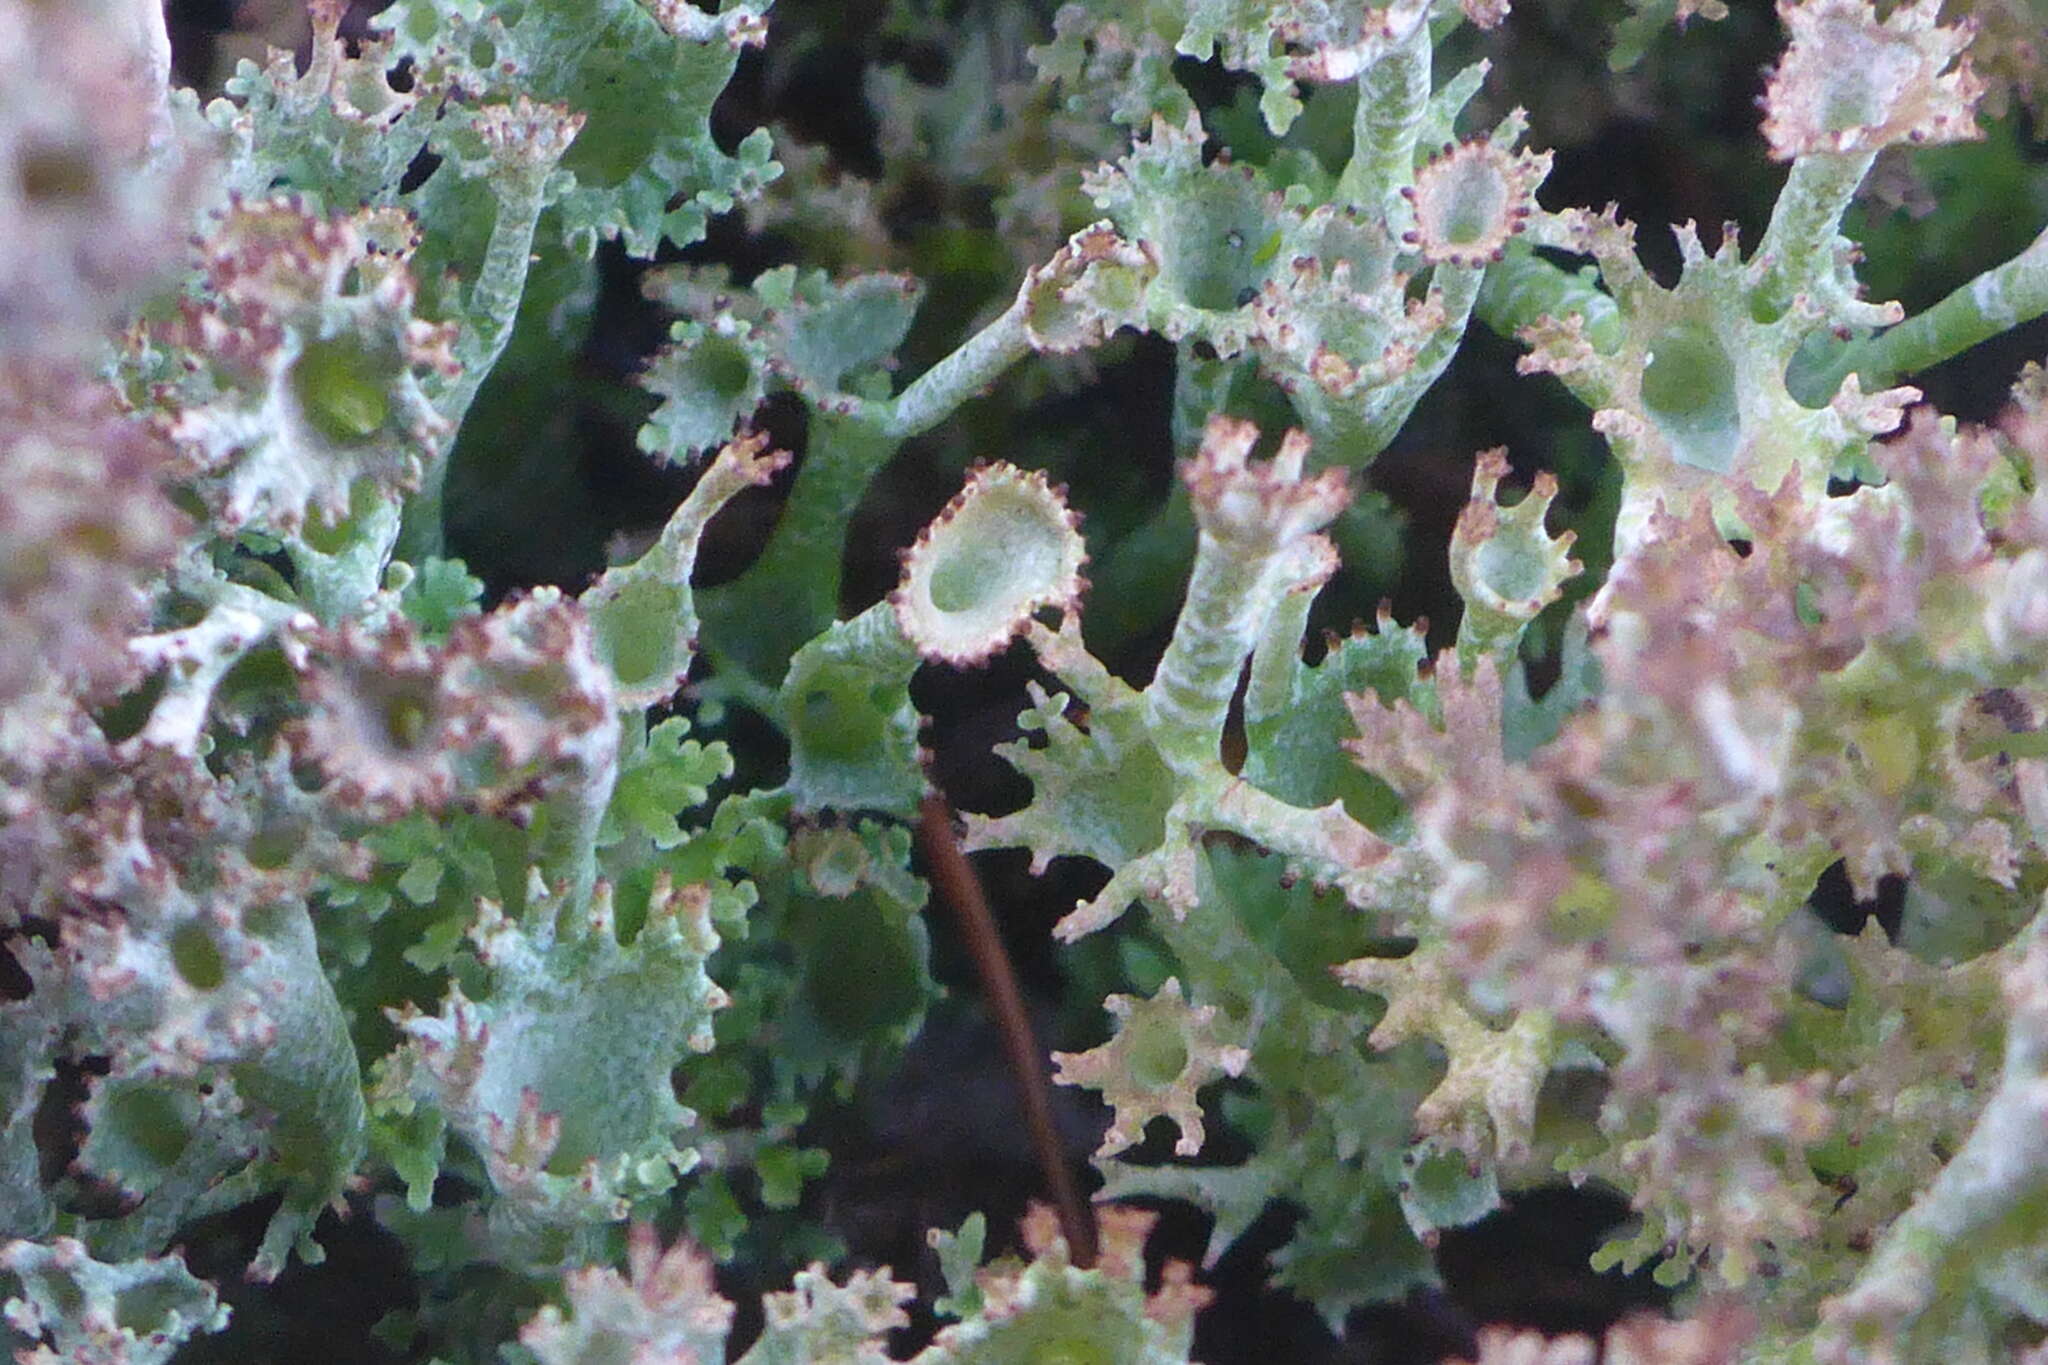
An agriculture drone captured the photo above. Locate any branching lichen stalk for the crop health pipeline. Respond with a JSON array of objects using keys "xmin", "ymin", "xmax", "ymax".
[
  {"xmin": 875, "ymin": 297, "xmax": 1033, "ymax": 440},
  {"xmin": 1336, "ymin": 9, "xmax": 1434, "ymax": 218},
  {"xmin": 1793, "ymin": 221, "xmax": 2048, "ymax": 404},
  {"xmin": 403, "ymin": 146, "xmax": 565, "ymax": 559},
  {"xmin": 1750, "ymin": 150, "xmax": 1879, "ymax": 323}
]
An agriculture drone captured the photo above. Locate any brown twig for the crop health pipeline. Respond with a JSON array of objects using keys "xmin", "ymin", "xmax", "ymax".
[{"xmin": 914, "ymin": 792, "xmax": 1098, "ymax": 1268}]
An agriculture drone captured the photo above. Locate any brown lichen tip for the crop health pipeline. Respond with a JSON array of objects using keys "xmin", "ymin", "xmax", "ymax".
[
  {"xmin": 1283, "ymin": 0, "xmax": 1431, "ymax": 83},
  {"xmin": 1004, "ymin": 1203, "xmax": 1214, "ymax": 1331},
  {"xmin": 891, "ymin": 461, "xmax": 1087, "ymax": 667},
  {"xmin": 288, "ymin": 617, "xmax": 463, "ymax": 819},
  {"xmin": 716, "ymin": 428, "xmax": 792, "ymax": 486},
  {"xmin": 1460, "ymin": 0, "xmax": 1511, "ymax": 29},
  {"xmin": 289, "ymin": 590, "xmax": 614, "ymax": 820},
  {"xmin": 1449, "ymin": 447, "xmax": 1582, "ymax": 623},
  {"xmin": 1760, "ymin": 0, "xmax": 1985, "ymax": 162},
  {"xmin": 472, "ymin": 96, "xmax": 585, "ymax": 169},
  {"xmin": 1182, "ymin": 416, "xmax": 1350, "ymax": 550},
  {"xmin": 519, "ymin": 1224, "xmax": 734, "ymax": 1361},
  {"xmin": 1050, "ymin": 976, "xmax": 1250, "ymax": 1160},
  {"xmin": 441, "ymin": 588, "xmax": 616, "ymax": 778},
  {"xmin": 644, "ymin": 0, "xmax": 769, "ymax": 46},
  {"xmin": 1020, "ymin": 220, "xmax": 1154, "ymax": 354},
  {"xmin": 1401, "ymin": 138, "xmax": 1551, "ymax": 270},
  {"xmin": 163, "ymin": 196, "xmax": 459, "ymax": 533}
]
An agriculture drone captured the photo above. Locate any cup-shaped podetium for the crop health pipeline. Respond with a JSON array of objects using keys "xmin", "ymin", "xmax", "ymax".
[
  {"xmin": 1760, "ymin": 0, "xmax": 1984, "ymax": 161},
  {"xmin": 1400, "ymin": 138, "xmax": 1549, "ymax": 270},
  {"xmin": 892, "ymin": 462, "xmax": 1087, "ymax": 666},
  {"xmin": 1449, "ymin": 448, "xmax": 1581, "ymax": 661}
]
